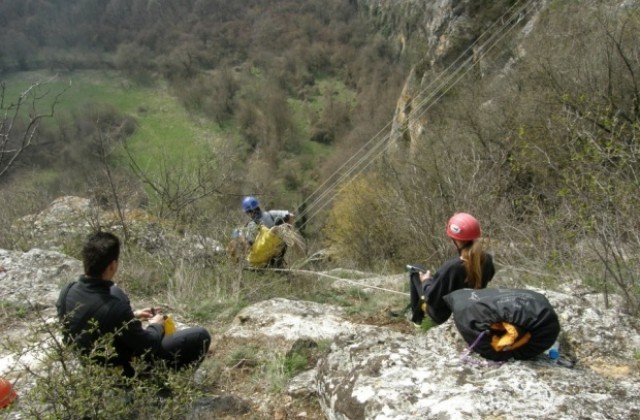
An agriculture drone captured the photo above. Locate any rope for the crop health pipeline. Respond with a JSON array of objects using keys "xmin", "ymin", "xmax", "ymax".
[
  {"xmin": 460, "ymin": 330, "xmax": 505, "ymax": 367},
  {"xmin": 251, "ymin": 267, "xmax": 410, "ymax": 296},
  {"xmin": 295, "ymin": 0, "xmax": 540, "ymax": 229},
  {"xmin": 300, "ymin": 0, "xmax": 537, "ymax": 227}
]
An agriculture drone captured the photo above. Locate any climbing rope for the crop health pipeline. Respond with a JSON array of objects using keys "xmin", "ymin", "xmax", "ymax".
[
  {"xmin": 295, "ymin": 0, "xmax": 540, "ymax": 230},
  {"xmin": 249, "ymin": 266, "xmax": 410, "ymax": 296}
]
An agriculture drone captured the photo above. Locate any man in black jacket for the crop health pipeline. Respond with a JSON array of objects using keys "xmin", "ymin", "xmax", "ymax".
[{"xmin": 56, "ymin": 231, "xmax": 211, "ymax": 378}]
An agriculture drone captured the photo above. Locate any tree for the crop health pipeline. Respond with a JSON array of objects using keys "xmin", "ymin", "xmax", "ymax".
[{"xmin": 0, "ymin": 77, "xmax": 67, "ymax": 180}]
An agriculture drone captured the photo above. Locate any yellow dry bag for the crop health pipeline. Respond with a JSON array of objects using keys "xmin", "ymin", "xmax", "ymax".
[{"xmin": 246, "ymin": 225, "xmax": 284, "ymax": 267}]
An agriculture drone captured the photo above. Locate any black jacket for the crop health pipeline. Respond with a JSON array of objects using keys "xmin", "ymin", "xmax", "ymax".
[
  {"xmin": 56, "ymin": 275, "xmax": 163, "ymax": 376},
  {"xmin": 423, "ymin": 253, "xmax": 495, "ymax": 324}
]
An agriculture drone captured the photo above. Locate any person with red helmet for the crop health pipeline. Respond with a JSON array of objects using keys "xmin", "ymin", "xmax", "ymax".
[{"xmin": 408, "ymin": 212, "xmax": 495, "ymax": 326}]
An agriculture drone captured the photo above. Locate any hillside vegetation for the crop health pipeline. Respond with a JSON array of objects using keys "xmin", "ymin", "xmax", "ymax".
[
  {"xmin": 325, "ymin": 0, "xmax": 640, "ymax": 315},
  {"xmin": 0, "ymin": 0, "xmax": 404, "ymax": 213},
  {"xmin": 0, "ymin": 0, "xmax": 638, "ymax": 315}
]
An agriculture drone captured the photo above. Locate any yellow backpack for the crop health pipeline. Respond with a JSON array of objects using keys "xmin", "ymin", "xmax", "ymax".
[{"xmin": 246, "ymin": 225, "xmax": 285, "ymax": 267}]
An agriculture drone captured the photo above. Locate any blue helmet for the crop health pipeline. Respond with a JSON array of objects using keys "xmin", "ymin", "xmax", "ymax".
[{"xmin": 242, "ymin": 196, "xmax": 260, "ymax": 212}]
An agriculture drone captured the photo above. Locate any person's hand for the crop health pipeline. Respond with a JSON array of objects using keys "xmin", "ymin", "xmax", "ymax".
[
  {"xmin": 419, "ymin": 270, "xmax": 432, "ymax": 283},
  {"xmin": 149, "ymin": 313, "xmax": 166, "ymax": 326},
  {"xmin": 134, "ymin": 307, "xmax": 161, "ymax": 320}
]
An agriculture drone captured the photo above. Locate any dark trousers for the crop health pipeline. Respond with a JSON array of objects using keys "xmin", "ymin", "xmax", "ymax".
[
  {"xmin": 158, "ymin": 327, "xmax": 211, "ymax": 370},
  {"xmin": 268, "ymin": 245, "xmax": 287, "ymax": 268}
]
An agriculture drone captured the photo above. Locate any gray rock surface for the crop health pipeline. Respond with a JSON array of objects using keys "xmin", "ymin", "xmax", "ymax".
[
  {"xmin": 218, "ymin": 290, "xmax": 639, "ymax": 420},
  {"xmin": 12, "ymin": 195, "xmax": 224, "ymax": 264},
  {"xmin": 0, "ymin": 248, "xmax": 80, "ymax": 310},
  {"xmin": 316, "ymin": 289, "xmax": 640, "ymax": 420}
]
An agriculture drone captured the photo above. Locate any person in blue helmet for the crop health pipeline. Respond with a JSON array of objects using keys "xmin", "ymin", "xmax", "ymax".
[{"xmin": 241, "ymin": 196, "xmax": 294, "ymax": 267}]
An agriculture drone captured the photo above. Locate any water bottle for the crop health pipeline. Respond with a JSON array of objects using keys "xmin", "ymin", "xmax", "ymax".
[{"xmin": 545, "ymin": 340, "xmax": 560, "ymax": 362}]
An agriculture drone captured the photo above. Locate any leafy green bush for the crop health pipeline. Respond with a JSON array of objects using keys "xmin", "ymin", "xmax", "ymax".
[
  {"xmin": 4, "ymin": 315, "xmax": 202, "ymax": 419},
  {"xmin": 324, "ymin": 175, "xmax": 405, "ymax": 269}
]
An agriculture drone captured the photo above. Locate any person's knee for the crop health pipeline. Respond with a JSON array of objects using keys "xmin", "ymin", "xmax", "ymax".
[
  {"xmin": 200, "ymin": 328, "xmax": 212, "ymax": 347},
  {"xmin": 191, "ymin": 327, "xmax": 211, "ymax": 350}
]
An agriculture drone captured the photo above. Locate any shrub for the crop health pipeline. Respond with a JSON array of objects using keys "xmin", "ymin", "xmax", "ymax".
[
  {"xmin": 324, "ymin": 174, "xmax": 405, "ymax": 269},
  {"xmin": 3, "ymin": 311, "xmax": 201, "ymax": 419}
]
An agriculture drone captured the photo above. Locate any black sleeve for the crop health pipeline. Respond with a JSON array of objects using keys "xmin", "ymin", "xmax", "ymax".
[
  {"xmin": 423, "ymin": 258, "xmax": 467, "ymax": 324},
  {"xmin": 110, "ymin": 301, "xmax": 164, "ymax": 357}
]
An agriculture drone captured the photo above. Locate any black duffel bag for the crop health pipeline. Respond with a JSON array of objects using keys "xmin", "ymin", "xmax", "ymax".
[{"xmin": 443, "ymin": 288, "xmax": 560, "ymax": 361}]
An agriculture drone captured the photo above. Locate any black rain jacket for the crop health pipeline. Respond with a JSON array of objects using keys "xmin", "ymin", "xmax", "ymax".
[
  {"xmin": 423, "ymin": 253, "xmax": 495, "ymax": 324},
  {"xmin": 56, "ymin": 275, "xmax": 163, "ymax": 376}
]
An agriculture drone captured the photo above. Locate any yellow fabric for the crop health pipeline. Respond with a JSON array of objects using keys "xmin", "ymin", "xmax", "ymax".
[
  {"xmin": 164, "ymin": 315, "xmax": 176, "ymax": 336},
  {"xmin": 246, "ymin": 225, "xmax": 284, "ymax": 267},
  {"xmin": 490, "ymin": 322, "xmax": 532, "ymax": 352},
  {"xmin": 509, "ymin": 331, "xmax": 531, "ymax": 350}
]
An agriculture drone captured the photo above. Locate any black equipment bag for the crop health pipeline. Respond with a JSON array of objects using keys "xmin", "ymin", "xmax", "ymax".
[
  {"xmin": 443, "ymin": 288, "xmax": 560, "ymax": 361},
  {"xmin": 407, "ymin": 264, "xmax": 427, "ymax": 324}
]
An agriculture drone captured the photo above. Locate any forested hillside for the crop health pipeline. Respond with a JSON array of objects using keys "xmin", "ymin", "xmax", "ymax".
[
  {"xmin": 0, "ymin": 0, "xmax": 638, "ymax": 315},
  {"xmin": 0, "ymin": 0, "xmax": 406, "ymax": 233}
]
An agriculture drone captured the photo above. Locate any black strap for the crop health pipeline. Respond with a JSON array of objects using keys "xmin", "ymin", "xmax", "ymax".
[
  {"xmin": 410, "ymin": 272, "xmax": 425, "ymax": 301},
  {"xmin": 58, "ymin": 281, "xmax": 112, "ymax": 339},
  {"xmin": 57, "ymin": 281, "xmax": 77, "ymax": 319}
]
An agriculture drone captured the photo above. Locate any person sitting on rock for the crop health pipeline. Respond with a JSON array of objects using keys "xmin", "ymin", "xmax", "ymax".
[
  {"xmin": 409, "ymin": 212, "xmax": 495, "ymax": 325},
  {"xmin": 56, "ymin": 231, "xmax": 211, "ymax": 378}
]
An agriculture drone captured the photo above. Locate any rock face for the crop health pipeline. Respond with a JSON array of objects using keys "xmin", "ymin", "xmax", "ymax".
[
  {"xmin": 220, "ymin": 291, "xmax": 639, "ymax": 420},
  {"xmin": 357, "ymin": 0, "xmax": 524, "ymax": 64},
  {"xmin": 355, "ymin": 0, "xmax": 547, "ymax": 153}
]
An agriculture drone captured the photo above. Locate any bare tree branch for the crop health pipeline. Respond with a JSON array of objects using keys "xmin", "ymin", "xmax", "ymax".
[{"xmin": 0, "ymin": 77, "xmax": 69, "ymax": 179}]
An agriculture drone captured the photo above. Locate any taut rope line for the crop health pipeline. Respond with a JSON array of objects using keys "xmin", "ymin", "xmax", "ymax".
[
  {"xmin": 295, "ymin": 0, "xmax": 539, "ymax": 229},
  {"xmin": 252, "ymin": 267, "xmax": 410, "ymax": 296}
]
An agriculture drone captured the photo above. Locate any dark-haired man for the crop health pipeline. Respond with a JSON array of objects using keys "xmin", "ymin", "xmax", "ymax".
[{"xmin": 56, "ymin": 231, "xmax": 211, "ymax": 378}]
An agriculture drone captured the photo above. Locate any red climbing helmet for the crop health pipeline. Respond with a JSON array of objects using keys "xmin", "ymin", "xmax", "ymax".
[
  {"xmin": 446, "ymin": 212, "xmax": 481, "ymax": 241},
  {"xmin": 0, "ymin": 378, "xmax": 17, "ymax": 409}
]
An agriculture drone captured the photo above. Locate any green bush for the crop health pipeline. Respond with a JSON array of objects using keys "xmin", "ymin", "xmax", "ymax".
[{"xmin": 4, "ymin": 317, "xmax": 202, "ymax": 419}]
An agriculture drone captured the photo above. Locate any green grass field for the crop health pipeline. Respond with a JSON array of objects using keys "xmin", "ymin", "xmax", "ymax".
[
  {"xmin": 2, "ymin": 70, "xmax": 221, "ymax": 175},
  {"xmin": 2, "ymin": 70, "xmax": 353, "ymax": 175}
]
